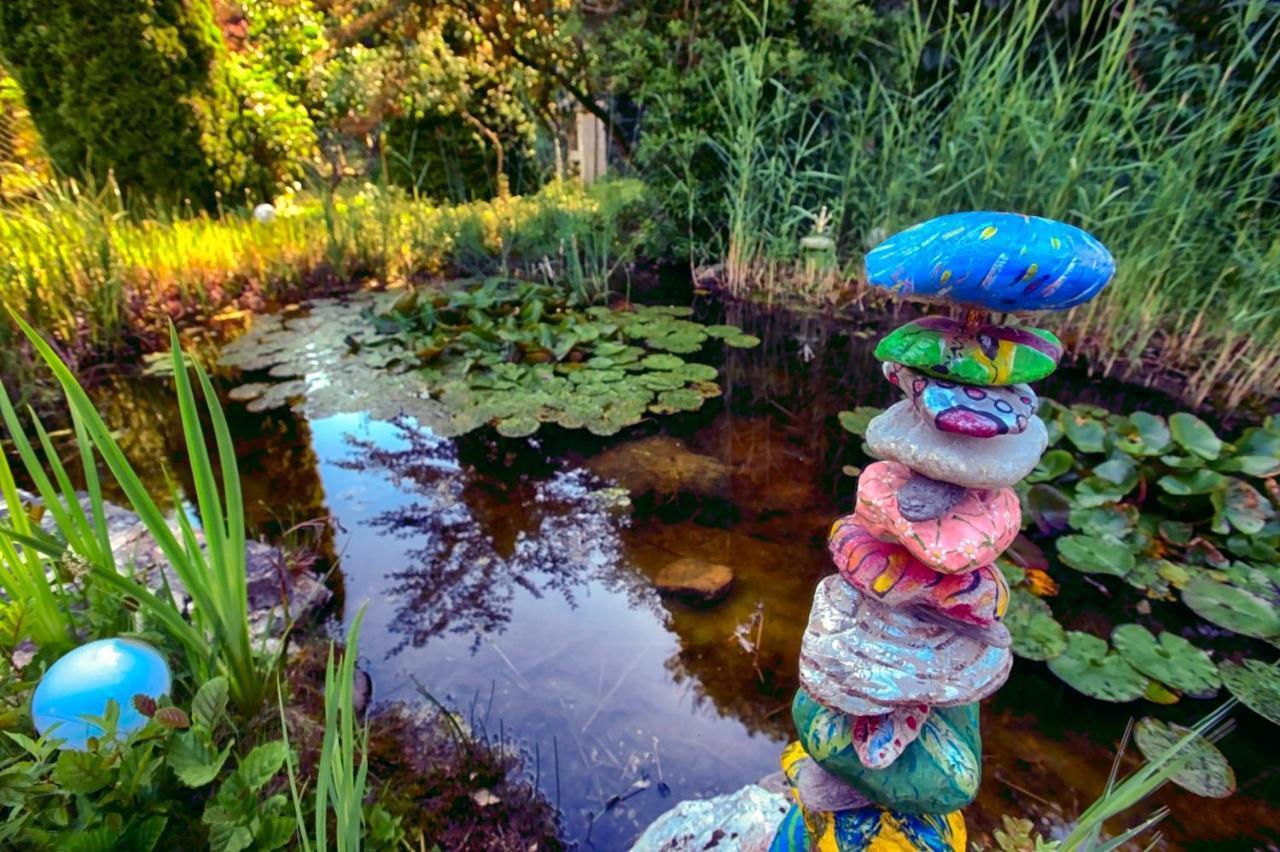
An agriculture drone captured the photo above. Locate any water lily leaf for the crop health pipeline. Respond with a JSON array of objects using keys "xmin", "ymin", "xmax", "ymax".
[
  {"xmin": 837, "ymin": 407, "xmax": 882, "ymax": 438},
  {"xmin": 1214, "ymin": 455, "xmax": 1280, "ymax": 478},
  {"xmin": 1064, "ymin": 414, "xmax": 1107, "ymax": 454},
  {"xmin": 1225, "ymin": 534, "xmax": 1280, "ymax": 563},
  {"xmin": 640, "ymin": 354, "xmax": 685, "ymax": 371},
  {"xmin": 1143, "ymin": 681, "xmax": 1180, "ymax": 704},
  {"xmin": 1181, "ymin": 577, "xmax": 1280, "ymax": 640},
  {"xmin": 1235, "ymin": 425, "xmax": 1280, "ymax": 458},
  {"xmin": 1115, "ymin": 412, "xmax": 1172, "ymax": 456},
  {"xmin": 1006, "ymin": 591, "xmax": 1067, "ymax": 661},
  {"xmin": 1093, "ymin": 457, "xmax": 1138, "ymax": 485},
  {"xmin": 1133, "ymin": 718, "xmax": 1235, "ymax": 798},
  {"xmin": 1026, "ymin": 484, "xmax": 1072, "ymax": 534},
  {"xmin": 1068, "ymin": 504, "xmax": 1138, "ymax": 540},
  {"xmin": 1156, "ymin": 561, "xmax": 1194, "ymax": 589},
  {"xmin": 723, "ymin": 333, "xmax": 761, "ymax": 348},
  {"xmin": 704, "ymin": 324, "xmax": 743, "ymax": 339},
  {"xmin": 1158, "ymin": 469, "xmax": 1226, "ymax": 496},
  {"xmin": 1111, "ymin": 624, "xmax": 1220, "ymax": 698},
  {"xmin": 650, "ymin": 388, "xmax": 705, "ymax": 414},
  {"xmin": 1057, "ymin": 534, "xmax": 1135, "ymax": 577},
  {"xmin": 227, "ymin": 382, "xmax": 270, "ymax": 402},
  {"xmin": 1027, "ymin": 449, "xmax": 1073, "ymax": 483},
  {"xmin": 1222, "ymin": 478, "xmax": 1274, "ymax": 535},
  {"xmin": 1047, "ymin": 631, "xmax": 1149, "ymax": 702},
  {"xmin": 1160, "ymin": 454, "xmax": 1206, "ymax": 470},
  {"xmin": 1123, "ymin": 557, "xmax": 1175, "ymax": 600},
  {"xmin": 997, "ymin": 559, "xmax": 1026, "ymax": 586},
  {"xmin": 676, "ymin": 363, "xmax": 719, "ymax": 382},
  {"xmin": 1158, "ymin": 519, "xmax": 1195, "ymax": 546},
  {"xmin": 1219, "ymin": 659, "xmax": 1280, "ymax": 726},
  {"xmin": 1170, "ymin": 412, "xmax": 1222, "ymax": 460},
  {"xmin": 1224, "ymin": 562, "xmax": 1280, "ymax": 605},
  {"xmin": 1074, "ymin": 475, "xmax": 1136, "ymax": 507}
]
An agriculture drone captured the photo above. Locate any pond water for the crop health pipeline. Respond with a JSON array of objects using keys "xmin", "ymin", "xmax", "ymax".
[{"xmin": 88, "ymin": 297, "xmax": 1280, "ymax": 850}]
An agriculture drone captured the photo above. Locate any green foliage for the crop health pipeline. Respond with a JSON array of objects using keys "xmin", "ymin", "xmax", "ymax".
[
  {"xmin": 610, "ymin": 0, "xmax": 1280, "ymax": 404},
  {"xmin": 4, "ymin": 317, "xmax": 268, "ymax": 717},
  {"xmin": 1219, "ymin": 659, "xmax": 1280, "ymax": 726},
  {"xmin": 0, "ymin": 0, "xmax": 312, "ymax": 207},
  {"xmin": 219, "ymin": 278, "xmax": 757, "ymax": 439},
  {"xmin": 1132, "ymin": 718, "xmax": 1235, "ymax": 799}
]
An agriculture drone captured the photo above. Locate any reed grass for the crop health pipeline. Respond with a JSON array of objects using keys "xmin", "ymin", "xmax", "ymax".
[{"xmin": 657, "ymin": 0, "xmax": 1280, "ymax": 405}]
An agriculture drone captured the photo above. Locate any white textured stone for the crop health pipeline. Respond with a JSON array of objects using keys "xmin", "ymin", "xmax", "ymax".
[
  {"xmin": 630, "ymin": 783, "xmax": 789, "ymax": 851},
  {"xmin": 865, "ymin": 401, "xmax": 1047, "ymax": 489}
]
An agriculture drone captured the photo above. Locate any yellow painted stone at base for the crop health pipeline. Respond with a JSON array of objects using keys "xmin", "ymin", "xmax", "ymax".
[{"xmin": 771, "ymin": 741, "xmax": 967, "ymax": 852}]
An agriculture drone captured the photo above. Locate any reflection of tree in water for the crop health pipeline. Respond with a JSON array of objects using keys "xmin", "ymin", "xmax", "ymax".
[{"xmin": 336, "ymin": 417, "xmax": 648, "ymax": 654}]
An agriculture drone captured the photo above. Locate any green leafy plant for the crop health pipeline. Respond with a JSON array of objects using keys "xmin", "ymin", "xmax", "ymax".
[
  {"xmin": 283, "ymin": 607, "xmax": 376, "ymax": 852},
  {"xmin": 219, "ymin": 279, "xmax": 759, "ymax": 438},
  {"xmin": 2, "ymin": 315, "xmax": 268, "ymax": 716}
]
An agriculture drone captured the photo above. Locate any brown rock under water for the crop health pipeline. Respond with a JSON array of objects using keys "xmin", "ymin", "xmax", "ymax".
[
  {"xmin": 655, "ymin": 557, "xmax": 735, "ymax": 605},
  {"xmin": 586, "ymin": 435, "xmax": 731, "ymax": 499}
]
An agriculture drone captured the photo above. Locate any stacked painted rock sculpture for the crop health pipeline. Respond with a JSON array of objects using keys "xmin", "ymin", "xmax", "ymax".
[{"xmin": 771, "ymin": 213, "xmax": 1114, "ymax": 851}]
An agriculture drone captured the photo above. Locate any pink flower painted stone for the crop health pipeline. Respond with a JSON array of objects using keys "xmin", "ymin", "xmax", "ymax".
[
  {"xmin": 829, "ymin": 515, "xmax": 1010, "ymax": 628},
  {"xmin": 799, "ymin": 576, "xmax": 1013, "ymax": 716},
  {"xmin": 854, "ymin": 461, "xmax": 1020, "ymax": 575},
  {"xmin": 865, "ymin": 401, "xmax": 1048, "ymax": 489},
  {"xmin": 884, "ymin": 362, "xmax": 1037, "ymax": 438}
]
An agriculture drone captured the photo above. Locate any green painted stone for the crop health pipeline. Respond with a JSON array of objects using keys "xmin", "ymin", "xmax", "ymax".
[
  {"xmin": 792, "ymin": 689, "xmax": 982, "ymax": 814},
  {"xmin": 874, "ymin": 317, "xmax": 1063, "ymax": 386}
]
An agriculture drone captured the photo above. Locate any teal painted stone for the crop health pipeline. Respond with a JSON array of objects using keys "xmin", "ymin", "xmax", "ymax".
[
  {"xmin": 32, "ymin": 638, "xmax": 171, "ymax": 750},
  {"xmin": 792, "ymin": 689, "xmax": 982, "ymax": 814},
  {"xmin": 865, "ymin": 212, "xmax": 1114, "ymax": 311},
  {"xmin": 875, "ymin": 318, "xmax": 1062, "ymax": 387}
]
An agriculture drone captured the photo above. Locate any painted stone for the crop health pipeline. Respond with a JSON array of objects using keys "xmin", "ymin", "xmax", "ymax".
[
  {"xmin": 782, "ymin": 741, "xmax": 873, "ymax": 812},
  {"xmin": 798, "ymin": 576, "xmax": 1012, "ymax": 716},
  {"xmin": 32, "ymin": 638, "xmax": 172, "ymax": 750},
  {"xmin": 895, "ymin": 473, "xmax": 968, "ymax": 522},
  {"xmin": 769, "ymin": 801, "xmax": 966, "ymax": 852},
  {"xmin": 866, "ymin": 401, "xmax": 1048, "ymax": 490},
  {"xmin": 884, "ymin": 362, "xmax": 1037, "ymax": 438},
  {"xmin": 864, "ymin": 211, "xmax": 1114, "ymax": 311},
  {"xmin": 828, "ymin": 515, "xmax": 1009, "ymax": 628},
  {"xmin": 854, "ymin": 460, "xmax": 1021, "ymax": 575},
  {"xmin": 875, "ymin": 317, "xmax": 1062, "ymax": 386},
  {"xmin": 793, "ymin": 688, "xmax": 983, "ymax": 815}
]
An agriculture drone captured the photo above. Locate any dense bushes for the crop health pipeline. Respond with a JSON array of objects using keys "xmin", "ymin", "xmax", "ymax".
[{"xmin": 0, "ymin": 0, "xmax": 312, "ymax": 207}]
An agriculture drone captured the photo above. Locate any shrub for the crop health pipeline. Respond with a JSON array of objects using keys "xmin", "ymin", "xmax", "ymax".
[{"xmin": 0, "ymin": 0, "xmax": 313, "ymax": 207}]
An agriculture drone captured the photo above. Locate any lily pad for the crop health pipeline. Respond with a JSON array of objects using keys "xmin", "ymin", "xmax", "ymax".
[
  {"xmin": 1214, "ymin": 455, "xmax": 1280, "ymax": 477},
  {"xmin": 1114, "ymin": 412, "xmax": 1172, "ymax": 457},
  {"xmin": 1133, "ymin": 718, "xmax": 1235, "ymax": 798},
  {"xmin": 1047, "ymin": 631, "xmax": 1149, "ymax": 702},
  {"xmin": 1056, "ymin": 534, "xmax": 1135, "ymax": 577},
  {"xmin": 1222, "ymin": 478, "xmax": 1274, "ymax": 535},
  {"xmin": 1170, "ymin": 412, "xmax": 1222, "ymax": 461},
  {"xmin": 1181, "ymin": 577, "xmax": 1280, "ymax": 640},
  {"xmin": 1006, "ymin": 591, "xmax": 1068, "ymax": 662},
  {"xmin": 1219, "ymin": 659, "xmax": 1280, "ymax": 726},
  {"xmin": 1068, "ymin": 504, "xmax": 1138, "ymax": 540},
  {"xmin": 1157, "ymin": 469, "xmax": 1225, "ymax": 496},
  {"xmin": 1063, "ymin": 414, "xmax": 1107, "ymax": 454},
  {"xmin": 837, "ymin": 407, "xmax": 882, "ymax": 438},
  {"xmin": 1027, "ymin": 449, "xmax": 1072, "ymax": 483},
  {"xmin": 1111, "ymin": 624, "xmax": 1220, "ymax": 698}
]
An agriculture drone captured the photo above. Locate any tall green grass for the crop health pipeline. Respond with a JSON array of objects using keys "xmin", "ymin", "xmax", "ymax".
[
  {"xmin": 658, "ymin": 0, "xmax": 1280, "ymax": 406},
  {"xmin": 0, "ymin": 317, "xmax": 269, "ymax": 716}
]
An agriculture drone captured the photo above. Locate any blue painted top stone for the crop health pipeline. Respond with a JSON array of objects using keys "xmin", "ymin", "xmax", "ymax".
[
  {"xmin": 32, "ymin": 637, "xmax": 172, "ymax": 750},
  {"xmin": 865, "ymin": 212, "xmax": 1114, "ymax": 311}
]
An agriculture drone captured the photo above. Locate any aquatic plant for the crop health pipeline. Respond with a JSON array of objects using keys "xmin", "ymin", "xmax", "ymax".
[
  {"xmin": 1, "ymin": 317, "xmax": 268, "ymax": 716},
  {"xmin": 840, "ymin": 401, "xmax": 1280, "ymax": 715},
  {"xmin": 219, "ymin": 279, "xmax": 759, "ymax": 438}
]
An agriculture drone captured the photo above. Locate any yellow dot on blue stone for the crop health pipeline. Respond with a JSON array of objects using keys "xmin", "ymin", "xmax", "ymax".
[{"xmin": 32, "ymin": 637, "xmax": 172, "ymax": 750}]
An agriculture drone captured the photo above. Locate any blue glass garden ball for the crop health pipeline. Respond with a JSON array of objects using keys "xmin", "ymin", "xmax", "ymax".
[{"xmin": 32, "ymin": 637, "xmax": 172, "ymax": 750}]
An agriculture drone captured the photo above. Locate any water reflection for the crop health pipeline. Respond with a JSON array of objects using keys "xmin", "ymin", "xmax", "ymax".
[{"xmin": 334, "ymin": 417, "xmax": 646, "ymax": 653}]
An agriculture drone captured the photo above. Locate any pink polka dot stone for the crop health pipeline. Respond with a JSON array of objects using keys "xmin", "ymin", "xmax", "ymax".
[
  {"xmin": 854, "ymin": 461, "xmax": 1020, "ymax": 574},
  {"xmin": 828, "ymin": 515, "xmax": 1010, "ymax": 628}
]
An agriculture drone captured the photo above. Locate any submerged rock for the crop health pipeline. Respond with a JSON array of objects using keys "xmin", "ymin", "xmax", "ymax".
[
  {"xmin": 631, "ymin": 782, "xmax": 790, "ymax": 852},
  {"xmin": 587, "ymin": 435, "xmax": 731, "ymax": 499},
  {"xmin": 655, "ymin": 557, "xmax": 735, "ymax": 605}
]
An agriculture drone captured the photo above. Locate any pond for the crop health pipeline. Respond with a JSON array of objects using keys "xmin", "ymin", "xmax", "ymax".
[{"xmin": 90, "ymin": 295, "xmax": 1280, "ymax": 850}]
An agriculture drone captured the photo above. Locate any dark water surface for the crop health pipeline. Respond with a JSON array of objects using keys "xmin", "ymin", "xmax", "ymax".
[{"xmin": 89, "ymin": 300, "xmax": 1280, "ymax": 850}]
